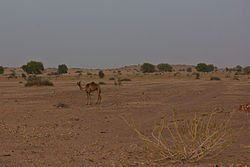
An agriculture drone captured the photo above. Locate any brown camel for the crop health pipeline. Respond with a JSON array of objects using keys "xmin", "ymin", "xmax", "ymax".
[{"xmin": 77, "ymin": 81, "xmax": 102, "ymax": 105}]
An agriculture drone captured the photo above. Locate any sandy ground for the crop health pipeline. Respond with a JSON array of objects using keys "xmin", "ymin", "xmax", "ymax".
[{"xmin": 0, "ymin": 76, "xmax": 249, "ymax": 167}]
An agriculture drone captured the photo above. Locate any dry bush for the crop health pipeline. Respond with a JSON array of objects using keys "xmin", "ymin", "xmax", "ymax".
[
  {"xmin": 25, "ymin": 75, "xmax": 54, "ymax": 87},
  {"xmin": 122, "ymin": 109, "xmax": 235, "ymax": 163},
  {"xmin": 210, "ymin": 76, "xmax": 221, "ymax": 81},
  {"xmin": 120, "ymin": 78, "xmax": 131, "ymax": 81},
  {"xmin": 233, "ymin": 75, "xmax": 239, "ymax": 80},
  {"xmin": 55, "ymin": 102, "xmax": 69, "ymax": 108},
  {"xmin": 98, "ymin": 81, "xmax": 106, "ymax": 85}
]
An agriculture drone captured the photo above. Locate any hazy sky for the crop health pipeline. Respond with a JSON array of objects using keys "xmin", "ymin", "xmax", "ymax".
[{"xmin": 0, "ymin": 0, "xmax": 249, "ymax": 68}]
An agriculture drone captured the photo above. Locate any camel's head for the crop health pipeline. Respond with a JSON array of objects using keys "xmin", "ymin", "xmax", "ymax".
[{"xmin": 77, "ymin": 81, "xmax": 85, "ymax": 90}]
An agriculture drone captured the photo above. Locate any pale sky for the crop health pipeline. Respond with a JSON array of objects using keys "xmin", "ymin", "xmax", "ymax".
[{"xmin": 0, "ymin": 0, "xmax": 249, "ymax": 68}]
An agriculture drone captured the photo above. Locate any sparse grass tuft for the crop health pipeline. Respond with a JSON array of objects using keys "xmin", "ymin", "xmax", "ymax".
[
  {"xmin": 25, "ymin": 75, "xmax": 54, "ymax": 87},
  {"xmin": 55, "ymin": 102, "xmax": 69, "ymax": 108},
  {"xmin": 120, "ymin": 78, "xmax": 131, "ymax": 81},
  {"xmin": 98, "ymin": 81, "xmax": 106, "ymax": 85}
]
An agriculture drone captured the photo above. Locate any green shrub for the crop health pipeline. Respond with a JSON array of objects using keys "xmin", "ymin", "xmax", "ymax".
[
  {"xmin": 98, "ymin": 70, "xmax": 105, "ymax": 78},
  {"xmin": 157, "ymin": 63, "xmax": 172, "ymax": 72},
  {"xmin": 120, "ymin": 78, "xmax": 131, "ymax": 81},
  {"xmin": 123, "ymin": 109, "xmax": 235, "ymax": 163},
  {"xmin": 25, "ymin": 75, "xmax": 53, "ymax": 87},
  {"xmin": 22, "ymin": 61, "xmax": 44, "ymax": 74},
  {"xmin": 192, "ymin": 72, "xmax": 200, "ymax": 79},
  {"xmin": 98, "ymin": 81, "xmax": 106, "ymax": 85},
  {"xmin": 207, "ymin": 64, "xmax": 215, "ymax": 72},
  {"xmin": 109, "ymin": 77, "xmax": 115, "ymax": 80},
  {"xmin": 243, "ymin": 66, "xmax": 250, "ymax": 79},
  {"xmin": 187, "ymin": 67, "xmax": 192, "ymax": 72},
  {"xmin": 57, "ymin": 64, "xmax": 68, "ymax": 74},
  {"xmin": 21, "ymin": 73, "xmax": 27, "ymax": 79},
  {"xmin": 141, "ymin": 63, "xmax": 155, "ymax": 73},
  {"xmin": 235, "ymin": 65, "xmax": 242, "ymax": 72},
  {"xmin": 0, "ymin": 66, "xmax": 4, "ymax": 74},
  {"xmin": 47, "ymin": 72, "xmax": 59, "ymax": 76},
  {"xmin": 233, "ymin": 75, "xmax": 239, "ymax": 80},
  {"xmin": 210, "ymin": 76, "xmax": 221, "ymax": 81},
  {"xmin": 75, "ymin": 70, "xmax": 81, "ymax": 73},
  {"xmin": 8, "ymin": 70, "xmax": 17, "ymax": 79}
]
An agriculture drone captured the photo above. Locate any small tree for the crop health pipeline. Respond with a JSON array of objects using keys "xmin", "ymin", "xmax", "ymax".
[
  {"xmin": 58, "ymin": 64, "xmax": 68, "ymax": 74},
  {"xmin": 235, "ymin": 65, "xmax": 242, "ymax": 72},
  {"xmin": 243, "ymin": 66, "xmax": 250, "ymax": 79},
  {"xmin": 207, "ymin": 64, "xmax": 215, "ymax": 72},
  {"xmin": 22, "ymin": 61, "xmax": 44, "ymax": 74},
  {"xmin": 196, "ymin": 63, "xmax": 215, "ymax": 72},
  {"xmin": 187, "ymin": 67, "xmax": 192, "ymax": 72},
  {"xmin": 98, "ymin": 70, "xmax": 105, "ymax": 78},
  {"xmin": 0, "ymin": 66, "xmax": 4, "ymax": 74},
  {"xmin": 141, "ymin": 63, "xmax": 155, "ymax": 73},
  {"xmin": 157, "ymin": 63, "xmax": 172, "ymax": 72},
  {"xmin": 196, "ymin": 63, "xmax": 208, "ymax": 72}
]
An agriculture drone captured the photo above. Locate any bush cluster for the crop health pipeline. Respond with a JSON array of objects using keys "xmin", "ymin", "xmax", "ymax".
[
  {"xmin": 25, "ymin": 75, "xmax": 53, "ymax": 87},
  {"xmin": 0, "ymin": 66, "xmax": 4, "ymax": 74},
  {"xmin": 57, "ymin": 64, "xmax": 68, "ymax": 74},
  {"xmin": 157, "ymin": 63, "xmax": 172, "ymax": 72},
  {"xmin": 210, "ymin": 76, "xmax": 221, "ymax": 81},
  {"xmin": 141, "ymin": 63, "xmax": 155, "ymax": 73},
  {"xmin": 98, "ymin": 81, "xmax": 106, "ymax": 85},
  {"xmin": 98, "ymin": 70, "xmax": 105, "ymax": 78}
]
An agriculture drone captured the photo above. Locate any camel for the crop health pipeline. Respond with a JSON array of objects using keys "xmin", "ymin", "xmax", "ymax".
[{"xmin": 77, "ymin": 81, "xmax": 102, "ymax": 105}]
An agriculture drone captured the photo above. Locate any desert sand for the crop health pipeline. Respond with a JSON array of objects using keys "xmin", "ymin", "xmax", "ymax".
[{"xmin": 0, "ymin": 66, "xmax": 249, "ymax": 167}]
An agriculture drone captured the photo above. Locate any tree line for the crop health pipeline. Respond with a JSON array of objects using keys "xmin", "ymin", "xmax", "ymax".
[{"xmin": 0, "ymin": 61, "xmax": 249, "ymax": 79}]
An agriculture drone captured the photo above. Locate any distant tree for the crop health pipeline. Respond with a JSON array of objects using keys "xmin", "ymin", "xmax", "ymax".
[
  {"xmin": 58, "ymin": 64, "xmax": 68, "ymax": 74},
  {"xmin": 157, "ymin": 63, "xmax": 172, "ymax": 72},
  {"xmin": 22, "ymin": 61, "xmax": 44, "ymax": 74},
  {"xmin": 196, "ymin": 63, "xmax": 215, "ymax": 72},
  {"xmin": 196, "ymin": 63, "xmax": 208, "ymax": 72},
  {"xmin": 243, "ymin": 66, "xmax": 250, "ymax": 79},
  {"xmin": 187, "ymin": 67, "xmax": 192, "ymax": 72},
  {"xmin": 235, "ymin": 65, "xmax": 242, "ymax": 72},
  {"xmin": 98, "ymin": 70, "xmax": 105, "ymax": 78},
  {"xmin": 141, "ymin": 63, "xmax": 155, "ymax": 73},
  {"xmin": 207, "ymin": 64, "xmax": 215, "ymax": 72},
  {"xmin": 0, "ymin": 66, "xmax": 4, "ymax": 74}
]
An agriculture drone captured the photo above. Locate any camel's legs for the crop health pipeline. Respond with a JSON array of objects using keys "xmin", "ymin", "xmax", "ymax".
[
  {"xmin": 86, "ymin": 93, "xmax": 90, "ymax": 105},
  {"xmin": 89, "ymin": 93, "xmax": 92, "ymax": 105},
  {"xmin": 98, "ymin": 95, "xmax": 102, "ymax": 104}
]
